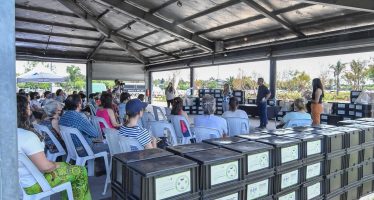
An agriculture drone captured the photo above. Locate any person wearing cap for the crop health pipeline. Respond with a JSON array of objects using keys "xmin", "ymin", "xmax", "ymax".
[{"xmin": 119, "ymin": 99, "xmax": 157, "ymax": 149}]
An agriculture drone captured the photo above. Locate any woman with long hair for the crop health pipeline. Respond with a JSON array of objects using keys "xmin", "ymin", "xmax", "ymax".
[
  {"xmin": 96, "ymin": 92, "xmax": 121, "ymax": 129},
  {"xmin": 311, "ymin": 78, "xmax": 324, "ymax": 125},
  {"xmin": 119, "ymin": 99, "xmax": 157, "ymax": 149},
  {"xmin": 222, "ymin": 83, "xmax": 232, "ymax": 112},
  {"xmin": 165, "ymin": 82, "xmax": 176, "ymax": 108},
  {"xmin": 171, "ymin": 97, "xmax": 190, "ymax": 123},
  {"xmin": 17, "ymin": 95, "xmax": 91, "ymax": 200}
]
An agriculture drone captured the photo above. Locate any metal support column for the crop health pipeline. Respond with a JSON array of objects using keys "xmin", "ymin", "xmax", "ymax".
[
  {"xmin": 86, "ymin": 61, "xmax": 93, "ymax": 96},
  {"xmin": 147, "ymin": 71, "xmax": 153, "ymax": 103},
  {"xmin": 190, "ymin": 67, "xmax": 194, "ymax": 95},
  {"xmin": 269, "ymin": 57, "xmax": 277, "ymax": 99},
  {"xmin": 0, "ymin": 0, "xmax": 18, "ymax": 199}
]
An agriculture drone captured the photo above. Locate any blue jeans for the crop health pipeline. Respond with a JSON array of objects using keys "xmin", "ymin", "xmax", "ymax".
[{"xmin": 258, "ymin": 102, "xmax": 268, "ymax": 127}]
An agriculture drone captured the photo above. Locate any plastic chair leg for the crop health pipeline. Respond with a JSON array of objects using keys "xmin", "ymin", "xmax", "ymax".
[
  {"xmin": 87, "ymin": 159, "xmax": 95, "ymax": 176},
  {"xmin": 66, "ymin": 184, "xmax": 74, "ymax": 200},
  {"xmin": 102, "ymin": 154, "xmax": 110, "ymax": 195}
]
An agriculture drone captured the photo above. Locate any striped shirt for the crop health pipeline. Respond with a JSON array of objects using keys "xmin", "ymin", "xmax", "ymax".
[{"xmin": 119, "ymin": 125, "xmax": 151, "ymax": 147}]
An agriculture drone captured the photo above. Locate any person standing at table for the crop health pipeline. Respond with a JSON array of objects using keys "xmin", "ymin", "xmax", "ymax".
[
  {"xmin": 222, "ymin": 83, "xmax": 232, "ymax": 112},
  {"xmin": 256, "ymin": 78, "xmax": 271, "ymax": 129},
  {"xmin": 311, "ymin": 78, "xmax": 324, "ymax": 125},
  {"xmin": 165, "ymin": 82, "xmax": 176, "ymax": 108}
]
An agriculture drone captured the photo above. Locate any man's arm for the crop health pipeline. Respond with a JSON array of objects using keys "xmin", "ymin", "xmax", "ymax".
[{"xmin": 80, "ymin": 117, "xmax": 99, "ymax": 138}]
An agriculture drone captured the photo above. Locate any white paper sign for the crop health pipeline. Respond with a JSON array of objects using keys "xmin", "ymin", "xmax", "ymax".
[
  {"xmin": 281, "ymin": 145, "xmax": 298, "ymax": 163},
  {"xmin": 211, "ymin": 161, "xmax": 239, "ymax": 186},
  {"xmin": 216, "ymin": 193, "xmax": 238, "ymax": 200},
  {"xmin": 306, "ymin": 162, "xmax": 321, "ymax": 179},
  {"xmin": 281, "ymin": 170, "xmax": 298, "ymax": 189},
  {"xmin": 247, "ymin": 151, "xmax": 269, "ymax": 172},
  {"xmin": 307, "ymin": 140, "xmax": 321, "ymax": 156},
  {"xmin": 279, "ymin": 191, "xmax": 296, "ymax": 200},
  {"xmin": 155, "ymin": 171, "xmax": 191, "ymax": 200},
  {"xmin": 307, "ymin": 182, "xmax": 321, "ymax": 200},
  {"xmin": 247, "ymin": 179, "xmax": 269, "ymax": 200}
]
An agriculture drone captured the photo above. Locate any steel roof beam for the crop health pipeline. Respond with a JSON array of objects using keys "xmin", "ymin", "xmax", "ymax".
[
  {"xmin": 173, "ymin": 0, "xmax": 241, "ymax": 25},
  {"xmin": 15, "ymin": 4, "xmax": 79, "ymax": 18},
  {"xmin": 241, "ymin": 0, "xmax": 305, "ymax": 37},
  {"xmin": 195, "ymin": 3, "xmax": 310, "ymax": 36},
  {"xmin": 296, "ymin": 0, "xmax": 374, "ymax": 13},
  {"xmin": 16, "ymin": 17, "xmax": 97, "ymax": 31},
  {"xmin": 57, "ymin": 0, "xmax": 147, "ymax": 64},
  {"xmin": 99, "ymin": 0, "xmax": 214, "ymax": 52},
  {"xmin": 16, "ymin": 28, "xmax": 100, "ymax": 41},
  {"xmin": 87, "ymin": 36, "xmax": 107, "ymax": 59},
  {"xmin": 139, "ymin": 39, "xmax": 179, "ymax": 52},
  {"xmin": 96, "ymin": 9, "xmax": 109, "ymax": 20},
  {"xmin": 133, "ymin": 30, "xmax": 159, "ymax": 41},
  {"xmin": 149, "ymin": 0, "xmax": 180, "ymax": 13}
]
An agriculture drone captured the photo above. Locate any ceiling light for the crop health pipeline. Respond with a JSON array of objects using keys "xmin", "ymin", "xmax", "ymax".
[{"xmin": 177, "ymin": 1, "xmax": 182, "ymax": 7}]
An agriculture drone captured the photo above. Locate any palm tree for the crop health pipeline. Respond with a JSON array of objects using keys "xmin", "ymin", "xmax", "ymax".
[
  {"xmin": 225, "ymin": 76, "xmax": 234, "ymax": 88},
  {"xmin": 329, "ymin": 61, "xmax": 346, "ymax": 95}
]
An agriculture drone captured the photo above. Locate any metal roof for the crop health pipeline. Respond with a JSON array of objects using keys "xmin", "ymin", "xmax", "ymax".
[{"xmin": 15, "ymin": 0, "xmax": 374, "ymax": 65}]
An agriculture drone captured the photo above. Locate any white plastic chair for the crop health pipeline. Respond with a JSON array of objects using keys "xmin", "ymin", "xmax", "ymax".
[
  {"xmin": 102, "ymin": 128, "xmax": 123, "ymax": 195},
  {"xmin": 169, "ymin": 115, "xmax": 193, "ymax": 144},
  {"xmin": 33, "ymin": 124, "xmax": 66, "ymax": 162},
  {"xmin": 284, "ymin": 119, "xmax": 312, "ymax": 128},
  {"xmin": 118, "ymin": 136, "xmax": 144, "ymax": 152},
  {"xmin": 18, "ymin": 153, "xmax": 74, "ymax": 200},
  {"xmin": 193, "ymin": 127, "xmax": 221, "ymax": 143},
  {"xmin": 149, "ymin": 121, "xmax": 178, "ymax": 146},
  {"xmin": 87, "ymin": 103, "xmax": 97, "ymax": 116},
  {"xmin": 140, "ymin": 111, "xmax": 156, "ymax": 129},
  {"xmin": 224, "ymin": 117, "xmax": 250, "ymax": 136},
  {"xmin": 153, "ymin": 106, "xmax": 168, "ymax": 121},
  {"xmin": 59, "ymin": 126, "xmax": 109, "ymax": 195},
  {"xmin": 90, "ymin": 116, "xmax": 110, "ymax": 142}
]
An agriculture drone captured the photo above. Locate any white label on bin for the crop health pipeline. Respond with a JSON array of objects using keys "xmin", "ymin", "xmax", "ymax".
[
  {"xmin": 307, "ymin": 140, "xmax": 321, "ymax": 156},
  {"xmin": 349, "ymin": 104, "xmax": 355, "ymax": 109},
  {"xmin": 338, "ymin": 110, "xmax": 345, "ymax": 115},
  {"xmin": 349, "ymin": 111, "xmax": 355, "ymax": 116},
  {"xmin": 357, "ymin": 105, "xmax": 363, "ymax": 110},
  {"xmin": 356, "ymin": 112, "xmax": 363, "ymax": 117},
  {"xmin": 279, "ymin": 191, "xmax": 296, "ymax": 200},
  {"xmin": 321, "ymin": 115, "xmax": 328, "ymax": 120},
  {"xmin": 155, "ymin": 170, "xmax": 191, "ymax": 200},
  {"xmin": 338, "ymin": 104, "xmax": 345, "ymax": 108},
  {"xmin": 306, "ymin": 162, "xmax": 321, "ymax": 179},
  {"xmin": 307, "ymin": 182, "xmax": 321, "ymax": 200},
  {"xmin": 281, "ymin": 145, "xmax": 298, "ymax": 163},
  {"xmin": 247, "ymin": 151, "xmax": 269, "ymax": 172},
  {"xmin": 281, "ymin": 170, "xmax": 298, "ymax": 189},
  {"xmin": 211, "ymin": 161, "xmax": 239, "ymax": 186},
  {"xmin": 247, "ymin": 179, "xmax": 269, "ymax": 200},
  {"xmin": 216, "ymin": 193, "xmax": 238, "ymax": 200}
]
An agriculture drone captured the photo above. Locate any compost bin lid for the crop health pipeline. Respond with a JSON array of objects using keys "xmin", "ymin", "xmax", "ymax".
[
  {"xmin": 223, "ymin": 141, "xmax": 273, "ymax": 153},
  {"xmin": 236, "ymin": 133, "xmax": 272, "ymax": 140},
  {"xmin": 166, "ymin": 143, "xmax": 217, "ymax": 154},
  {"xmin": 203, "ymin": 136, "xmax": 247, "ymax": 146},
  {"xmin": 127, "ymin": 155, "xmax": 198, "ymax": 177},
  {"xmin": 256, "ymin": 136, "xmax": 300, "ymax": 147},
  {"xmin": 185, "ymin": 148, "xmax": 242, "ymax": 165},
  {"xmin": 285, "ymin": 133, "xmax": 323, "ymax": 141},
  {"xmin": 113, "ymin": 148, "xmax": 173, "ymax": 164}
]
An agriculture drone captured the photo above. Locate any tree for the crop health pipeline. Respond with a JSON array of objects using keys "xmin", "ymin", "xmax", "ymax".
[
  {"xmin": 343, "ymin": 60, "xmax": 368, "ymax": 90},
  {"xmin": 62, "ymin": 65, "xmax": 86, "ymax": 92},
  {"xmin": 329, "ymin": 61, "xmax": 346, "ymax": 95},
  {"xmin": 225, "ymin": 76, "xmax": 234, "ymax": 88},
  {"xmin": 23, "ymin": 61, "xmax": 39, "ymax": 73}
]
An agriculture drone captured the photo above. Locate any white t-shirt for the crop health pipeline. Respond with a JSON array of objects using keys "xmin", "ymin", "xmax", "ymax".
[
  {"xmin": 18, "ymin": 128, "xmax": 45, "ymax": 188},
  {"xmin": 30, "ymin": 99, "xmax": 41, "ymax": 109},
  {"xmin": 194, "ymin": 115, "xmax": 228, "ymax": 136},
  {"xmin": 222, "ymin": 109, "xmax": 249, "ymax": 119}
]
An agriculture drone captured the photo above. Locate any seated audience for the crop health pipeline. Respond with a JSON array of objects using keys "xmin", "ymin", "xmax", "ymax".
[
  {"xmin": 96, "ymin": 93, "xmax": 121, "ymax": 129},
  {"xmin": 278, "ymin": 98, "xmax": 312, "ymax": 128},
  {"xmin": 138, "ymin": 94, "xmax": 145, "ymax": 102},
  {"xmin": 39, "ymin": 100, "xmax": 65, "ymax": 153},
  {"xmin": 59, "ymin": 94, "xmax": 108, "ymax": 155},
  {"xmin": 194, "ymin": 94, "xmax": 228, "ymax": 136},
  {"xmin": 222, "ymin": 97, "xmax": 248, "ymax": 119},
  {"xmin": 119, "ymin": 99, "xmax": 157, "ymax": 149},
  {"xmin": 17, "ymin": 95, "xmax": 91, "ymax": 200},
  {"xmin": 29, "ymin": 92, "xmax": 42, "ymax": 111},
  {"xmin": 55, "ymin": 89, "xmax": 65, "ymax": 103},
  {"xmin": 118, "ymin": 92, "xmax": 131, "ymax": 123},
  {"xmin": 41, "ymin": 91, "xmax": 52, "ymax": 107},
  {"xmin": 171, "ymin": 97, "xmax": 190, "ymax": 123}
]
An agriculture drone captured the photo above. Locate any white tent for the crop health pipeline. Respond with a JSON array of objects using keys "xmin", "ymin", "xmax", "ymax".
[{"xmin": 17, "ymin": 71, "xmax": 66, "ymax": 83}]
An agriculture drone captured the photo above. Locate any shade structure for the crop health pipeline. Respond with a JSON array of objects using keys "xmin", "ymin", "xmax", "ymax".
[{"xmin": 17, "ymin": 71, "xmax": 66, "ymax": 83}]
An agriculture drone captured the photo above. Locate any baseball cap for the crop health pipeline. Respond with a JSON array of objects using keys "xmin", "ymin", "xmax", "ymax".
[{"xmin": 126, "ymin": 99, "xmax": 148, "ymax": 115}]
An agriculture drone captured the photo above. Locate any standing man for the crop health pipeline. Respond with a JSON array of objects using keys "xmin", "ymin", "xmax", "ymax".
[
  {"xmin": 256, "ymin": 78, "xmax": 271, "ymax": 129},
  {"xmin": 113, "ymin": 79, "xmax": 125, "ymax": 95}
]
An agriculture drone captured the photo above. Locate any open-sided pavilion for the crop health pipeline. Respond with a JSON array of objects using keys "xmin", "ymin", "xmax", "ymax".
[{"xmin": 1, "ymin": 0, "xmax": 374, "ymax": 198}]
